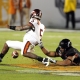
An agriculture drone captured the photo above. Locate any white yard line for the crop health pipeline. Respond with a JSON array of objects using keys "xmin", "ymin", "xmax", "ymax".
[{"xmin": 16, "ymin": 69, "xmax": 80, "ymax": 76}]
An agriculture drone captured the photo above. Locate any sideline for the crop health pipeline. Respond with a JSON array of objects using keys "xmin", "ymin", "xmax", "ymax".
[{"xmin": 0, "ymin": 28, "xmax": 80, "ymax": 32}]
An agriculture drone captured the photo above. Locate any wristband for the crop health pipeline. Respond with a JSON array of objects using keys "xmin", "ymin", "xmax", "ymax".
[{"xmin": 10, "ymin": 26, "xmax": 16, "ymax": 30}]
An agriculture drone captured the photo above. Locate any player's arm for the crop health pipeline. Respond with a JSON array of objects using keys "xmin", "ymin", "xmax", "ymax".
[
  {"xmin": 40, "ymin": 46, "xmax": 59, "ymax": 57},
  {"xmin": 7, "ymin": 22, "xmax": 33, "ymax": 31},
  {"xmin": 39, "ymin": 41, "xmax": 59, "ymax": 57},
  {"xmin": 52, "ymin": 56, "xmax": 77, "ymax": 66},
  {"xmin": 56, "ymin": 58, "xmax": 72, "ymax": 66},
  {"xmin": 41, "ymin": 47, "xmax": 57, "ymax": 57}
]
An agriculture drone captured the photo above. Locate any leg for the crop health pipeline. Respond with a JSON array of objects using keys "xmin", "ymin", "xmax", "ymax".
[
  {"xmin": 65, "ymin": 12, "xmax": 69, "ymax": 29},
  {"xmin": 12, "ymin": 14, "xmax": 16, "ymax": 24},
  {"xmin": 8, "ymin": 14, "xmax": 12, "ymax": 26},
  {"xmin": 25, "ymin": 8, "xmax": 30, "ymax": 24},
  {"xmin": 0, "ymin": 40, "xmax": 22, "ymax": 62},
  {"xmin": 71, "ymin": 11, "xmax": 75, "ymax": 29},
  {"xmin": 0, "ymin": 43, "xmax": 9, "ymax": 62},
  {"xmin": 21, "ymin": 41, "xmax": 43, "ymax": 62},
  {"xmin": 19, "ymin": 10, "xmax": 24, "ymax": 26},
  {"xmin": 8, "ymin": 14, "xmax": 16, "ymax": 26}
]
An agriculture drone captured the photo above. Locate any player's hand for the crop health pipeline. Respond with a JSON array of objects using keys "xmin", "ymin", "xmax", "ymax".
[
  {"xmin": 6, "ymin": 25, "xmax": 16, "ymax": 30},
  {"xmin": 42, "ymin": 57, "xmax": 57, "ymax": 66},
  {"xmin": 42, "ymin": 57, "xmax": 50, "ymax": 67},
  {"xmin": 49, "ymin": 57, "xmax": 57, "ymax": 64}
]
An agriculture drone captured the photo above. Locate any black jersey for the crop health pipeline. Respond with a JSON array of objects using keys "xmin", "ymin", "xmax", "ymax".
[{"xmin": 57, "ymin": 47, "xmax": 80, "ymax": 65}]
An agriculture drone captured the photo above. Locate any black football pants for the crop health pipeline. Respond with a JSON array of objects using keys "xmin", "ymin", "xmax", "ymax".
[{"xmin": 65, "ymin": 11, "xmax": 75, "ymax": 29}]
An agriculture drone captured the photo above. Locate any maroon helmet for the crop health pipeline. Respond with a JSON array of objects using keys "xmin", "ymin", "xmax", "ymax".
[{"xmin": 30, "ymin": 9, "xmax": 42, "ymax": 20}]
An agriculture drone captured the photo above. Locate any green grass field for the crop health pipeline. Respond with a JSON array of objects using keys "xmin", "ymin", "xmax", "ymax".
[{"xmin": 0, "ymin": 30, "xmax": 80, "ymax": 80}]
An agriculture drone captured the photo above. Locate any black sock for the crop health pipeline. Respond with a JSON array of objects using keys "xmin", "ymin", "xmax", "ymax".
[
  {"xmin": 36, "ymin": 56, "xmax": 43, "ymax": 62},
  {"xmin": 0, "ymin": 53, "xmax": 5, "ymax": 59}
]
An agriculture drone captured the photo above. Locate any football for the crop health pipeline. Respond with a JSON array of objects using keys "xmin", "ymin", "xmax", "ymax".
[{"xmin": 12, "ymin": 50, "xmax": 19, "ymax": 59}]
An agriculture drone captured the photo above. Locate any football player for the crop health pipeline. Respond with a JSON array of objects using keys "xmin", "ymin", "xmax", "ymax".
[
  {"xmin": 0, "ymin": 9, "xmax": 48, "ymax": 65},
  {"xmin": 39, "ymin": 38, "xmax": 80, "ymax": 66}
]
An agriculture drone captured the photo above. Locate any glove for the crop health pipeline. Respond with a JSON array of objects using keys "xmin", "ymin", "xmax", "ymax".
[
  {"xmin": 42, "ymin": 57, "xmax": 57, "ymax": 66},
  {"xmin": 49, "ymin": 58, "xmax": 57, "ymax": 64},
  {"xmin": 38, "ymin": 41, "xmax": 44, "ymax": 49},
  {"xmin": 42, "ymin": 57, "xmax": 50, "ymax": 67}
]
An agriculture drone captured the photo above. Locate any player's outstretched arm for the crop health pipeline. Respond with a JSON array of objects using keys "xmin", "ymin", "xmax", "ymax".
[
  {"xmin": 50, "ymin": 56, "xmax": 77, "ymax": 66},
  {"xmin": 7, "ymin": 23, "xmax": 33, "ymax": 31},
  {"xmin": 38, "ymin": 41, "xmax": 57, "ymax": 57}
]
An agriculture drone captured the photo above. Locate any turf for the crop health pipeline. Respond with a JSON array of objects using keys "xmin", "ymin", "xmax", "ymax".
[{"xmin": 0, "ymin": 30, "xmax": 80, "ymax": 80}]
